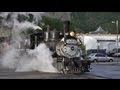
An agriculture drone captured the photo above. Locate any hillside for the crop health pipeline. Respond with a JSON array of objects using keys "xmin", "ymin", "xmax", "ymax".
[
  {"xmin": 1, "ymin": 12, "xmax": 120, "ymax": 36},
  {"xmin": 71, "ymin": 12, "xmax": 120, "ymax": 34}
]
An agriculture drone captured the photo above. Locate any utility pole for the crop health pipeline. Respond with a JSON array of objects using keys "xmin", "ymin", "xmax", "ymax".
[
  {"xmin": 112, "ymin": 20, "xmax": 119, "ymax": 63},
  {"xmin": 116, "ymin": 20, "xmax": 119, "ymax": 61}
]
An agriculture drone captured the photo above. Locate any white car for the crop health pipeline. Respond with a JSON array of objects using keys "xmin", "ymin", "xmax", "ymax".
[
  {"xmin": 87, "ymin": 53, "xmax": 114, "ymax": 62},
  {"xmin": 113, "ymin": 53, "xmax": 120, "ymax": 57}
]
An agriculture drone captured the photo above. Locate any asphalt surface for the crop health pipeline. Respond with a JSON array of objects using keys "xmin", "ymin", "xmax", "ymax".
[
  {"xmin": 0, "ymin": 62, "xmax": 120, "ymax": 79},
  {"xmin": 90, "ymin": 62, "xmax": 120, "ymax": 79},
  {"xmin": 0, "ymin": 70, "xmax": 106, "ymax": 79}
]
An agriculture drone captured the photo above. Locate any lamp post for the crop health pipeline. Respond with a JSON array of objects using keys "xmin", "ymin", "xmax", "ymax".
[
  {"xmin": 112, "ymin": 20, "xmax": 119, "ymax": 62},
  {"xmin": 97, "ymin": 41, "xmax": 100, "ymax": 53}
]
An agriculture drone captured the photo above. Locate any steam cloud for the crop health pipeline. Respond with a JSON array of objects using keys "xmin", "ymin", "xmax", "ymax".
[
  {"xmin": 1, "ymin": 43, "xmax": 57, "ymax": 72},
  {"xmin": 0, "ymin": 12, "xmax": 57, "ymax": 73}
]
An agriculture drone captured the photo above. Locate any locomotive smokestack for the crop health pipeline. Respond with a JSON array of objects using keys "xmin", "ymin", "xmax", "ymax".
[
  {"xmin": 63, "ymin": 20, "xmax": 70, "ymax": 39},
  {"xmin": 63, "ymin": 20, "xmax": 70, "ymax": 33}
]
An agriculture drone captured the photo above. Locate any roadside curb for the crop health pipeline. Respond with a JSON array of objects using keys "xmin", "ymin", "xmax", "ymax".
[{"xmin": 92, "ymin": 62, "xmax": 120, "ymax": 65}]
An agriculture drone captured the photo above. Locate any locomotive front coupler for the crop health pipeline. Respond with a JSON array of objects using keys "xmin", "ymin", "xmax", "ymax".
[{"xmin": 80, "ymin": 60, "xmax": 91, "ymax": 72}]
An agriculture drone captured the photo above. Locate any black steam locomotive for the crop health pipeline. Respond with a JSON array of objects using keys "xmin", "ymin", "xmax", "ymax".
[{"xmin": 29, "ymin": 21, "xmax": 91, "ymax": 74}]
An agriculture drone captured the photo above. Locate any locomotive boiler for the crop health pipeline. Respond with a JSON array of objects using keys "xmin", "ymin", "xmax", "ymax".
[{"xmin": 29, "ymin": 21, "xmax": 91, "ymax": 74}]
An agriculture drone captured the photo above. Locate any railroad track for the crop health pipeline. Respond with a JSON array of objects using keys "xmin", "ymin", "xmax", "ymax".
[{"xmin": 0, "ymin": 67, "xmax": 113, "ymax": 79}]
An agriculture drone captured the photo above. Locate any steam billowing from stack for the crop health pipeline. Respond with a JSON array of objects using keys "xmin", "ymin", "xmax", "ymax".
[{"xmin": 0, "ymin": 12, "xmax": 57, "ymax": 72}]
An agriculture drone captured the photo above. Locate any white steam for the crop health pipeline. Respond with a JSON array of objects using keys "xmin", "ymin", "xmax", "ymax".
[
  {"xmin": 0, "ymin": 46, "xmax": 19, "ymax": 69},
  {"xmin": 1, "ymin": 43, "xmax": 57, "ymax": 72},
  {"xmin": 0, "ymin": 12, "xmax": 43, "ymax": 28},
  {"xmin": 83, "ymin": 36, "xmax": 98, "ymax": 50},
  {"xmin": 0, "ymin": 12, "xmax": 57, "ymax": 73},
  {"xmin": 13, "ymin": 20, "xmax": 42, "ymax": 30},
  {"xmin": 16, "ymin": 43, "xmax": 57, "ymax": 72}
]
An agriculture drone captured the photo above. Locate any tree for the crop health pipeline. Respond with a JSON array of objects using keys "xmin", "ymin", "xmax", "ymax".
[
  {"xmin": 41, "ymin": 16, "xmax": 63, "ymax": 31},
  {"xmin": 71, "ymin": 12, "xmax": 120, "ymax": 34}
]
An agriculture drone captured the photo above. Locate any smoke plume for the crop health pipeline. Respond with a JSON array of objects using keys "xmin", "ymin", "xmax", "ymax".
[{"xmin": 0, "ymin": 12, "xmax": 57, "ymax": 73}]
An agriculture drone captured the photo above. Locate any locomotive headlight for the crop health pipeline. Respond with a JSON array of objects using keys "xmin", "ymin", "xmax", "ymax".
[
  {"xmin": 70, "ymin": 31, "xmax": 75, "ymax": 37},
  {"xmin": 71, "ymin": 46, "xmax": 74, "ymax": 51}
]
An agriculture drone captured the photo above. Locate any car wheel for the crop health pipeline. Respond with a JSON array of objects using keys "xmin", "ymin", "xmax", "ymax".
[
  {"xmin": 93, "ymin": 59, "xmax": 98, "ymax": 63},
  {"xmin": 109, "ymin": 59, "xmax": 113, "ymax": 62}
]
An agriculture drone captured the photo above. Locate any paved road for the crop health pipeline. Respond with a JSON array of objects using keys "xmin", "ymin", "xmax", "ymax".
[
  {"xmin": 0, "ymin": 62, "xmax": 120, "ymax": 79},
  {"xmin": 0, "ymin": 68, "xmax": 105, "ymax": 79},
  {"xmin": 90, "ymin": 62, "xmax": 120, "ymax": 79}
]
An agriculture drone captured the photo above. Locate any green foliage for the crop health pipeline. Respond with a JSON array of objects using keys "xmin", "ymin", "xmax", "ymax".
[
  {"xmin": 41, "ymin": 16, "xmax": 63, "ymax": 31},
  {"xmin": 71, "ymin": 12, "xmax": 120, "ymax": 34},
  {"xmin": 41, "ymin": 16, "xmax": 75, "ymax": 31},
  {"xmin": 79, "ymin": 44, "xmax": 86, "ymax": 55},
  {"xmin": 15, "ymin": 12, "xmax": 120, "ymax": 34}
]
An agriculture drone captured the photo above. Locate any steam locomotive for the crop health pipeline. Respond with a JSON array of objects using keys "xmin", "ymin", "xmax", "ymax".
[{"xmin": 29, "ymin": 21, "xmax": 91, "ymax": 74}]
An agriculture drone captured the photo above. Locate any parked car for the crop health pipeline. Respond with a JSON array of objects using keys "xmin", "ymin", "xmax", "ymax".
[
  {"xmin": 113, "ymin": 53, "xmax": 120, "ymax": 57},
  {"xmin": 112, "ymin": 53, "xmax": 120, "ymax": 61},
  {"xmin": 87, "ymin": 53, "xmax": 114, "ymax": 62}
]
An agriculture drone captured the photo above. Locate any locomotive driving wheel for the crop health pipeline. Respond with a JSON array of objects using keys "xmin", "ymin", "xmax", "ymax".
[
  {"xmin": 56, "ymin": 57, "xmax": 69, "ymax": 74},
  {"xmin": 62, "ymin": 58, "xmax": 78, "ymax": 74}
]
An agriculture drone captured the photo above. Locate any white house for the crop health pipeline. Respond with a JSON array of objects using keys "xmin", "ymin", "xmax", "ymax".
[{"xmin": 77, "ymin": 34, "xmax": 120, "ymax": 52}]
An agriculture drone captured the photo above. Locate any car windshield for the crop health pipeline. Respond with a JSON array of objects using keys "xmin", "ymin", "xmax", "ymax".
[
  {"xmin": 113, "ymin": 53, "xmax": 120, "ymax": 57},
  {"xmin": 95, "ymin": 53, "xmax": 106, "ymax": 57},
  {"xmin": 88, "ymin": 53, "xmax": 96, "ymax": 56}
]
